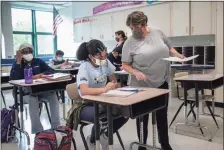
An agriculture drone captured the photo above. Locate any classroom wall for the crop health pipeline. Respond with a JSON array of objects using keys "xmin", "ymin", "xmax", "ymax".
[
  {"xmin": 1, "ymin": 2, "xmax": 14, "ymax": 59},
  {"xmin": 57, "ymin": 5, "xmax": 75, "ymax": 57}
]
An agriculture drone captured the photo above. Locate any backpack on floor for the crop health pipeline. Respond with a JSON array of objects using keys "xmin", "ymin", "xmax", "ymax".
[
  {"xmin": 34, "ymin": 126, "xmax": 76, "ymax": 150},
  {"xmin": 1, "ymin": 106, "xmax": 16, "ymax": 143}
]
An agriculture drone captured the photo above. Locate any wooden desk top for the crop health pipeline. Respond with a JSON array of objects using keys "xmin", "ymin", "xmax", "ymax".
[
  {"xmin": 174, "ymin": 74, "xmax": 223, "ymax": 82},
  {"xmin": 115, "ymin": 70, "xmax": 129, "ymax": 75},
  {"xmin": 9, "ymin": 78, "xmax": 72, "ymax": 87},
  {"xmin": 55, "ymin": 67, "xmax": 79, "ymax": 71},
  {"xmin": 1, "ymin": 73, "xmax": 10, "ymax": 77},
  {"xmin": 82, "ymin": 88, "xmax": 170, "ymax": 106}
]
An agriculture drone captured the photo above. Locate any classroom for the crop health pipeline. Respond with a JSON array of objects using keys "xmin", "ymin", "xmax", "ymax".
[{"xmin": 1, "ymin": 1, "xmax": 223, "ymax": 150}]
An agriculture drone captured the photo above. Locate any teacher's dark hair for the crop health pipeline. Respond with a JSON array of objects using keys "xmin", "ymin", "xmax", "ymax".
[
  {"xmin": 126, "ymin": 11, "xmax": 148, "ymax": 27},
  {"xmin": 115, "ymin": 30, "xmax": 127, "ymax": 41},
  {"xmin": 76, "ymin": 39, "xmax": 106, "ymax": 61}
]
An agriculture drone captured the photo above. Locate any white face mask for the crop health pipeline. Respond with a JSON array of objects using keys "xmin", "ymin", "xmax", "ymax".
[
  {"xmin": 23, "ymin": 54, "xmax": 33, "ymax": 62},
  {"xmin": 93, "ymin": 57, "xmax": 107, "ymax": 66}
]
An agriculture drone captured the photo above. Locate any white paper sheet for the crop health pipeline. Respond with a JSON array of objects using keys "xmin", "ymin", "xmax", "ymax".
[
  {"xmin": 101, "ymin": 90, "xmax": 136, "ymax": 97},
  {"xmin": 162, "ymin": 55, "xmax": 199, "ymax": 62}
]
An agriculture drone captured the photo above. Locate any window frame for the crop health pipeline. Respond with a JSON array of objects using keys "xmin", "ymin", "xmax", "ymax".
[{"xmin": 11, "ymin": 7, "xmax": 57, "ymax": 57}]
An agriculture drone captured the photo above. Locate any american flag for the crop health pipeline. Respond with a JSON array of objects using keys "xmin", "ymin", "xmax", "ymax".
[{"xmin": 53, "ymin": 6, "xmax": 63, "ymax": 37}]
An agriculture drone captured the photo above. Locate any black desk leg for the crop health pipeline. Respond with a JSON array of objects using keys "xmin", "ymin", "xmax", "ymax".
[
  {"xmin": 107, "ymin": 105, "xmax": 113, "ymax": 150},
  {"xmin": 61, "ymin": 90, "xmax": 66, "ymax": 119},
  {"xmin": 195, "ymin": 83, "xmax": 199, "ymax": 126},
  {"xmin": 152, "ymin": 112, "xmax": 156, "ymax": 149},
  {"xmin": 211, "ymin": 90, "xmax": 215, "ymax": 113},
  {"xmin": 94, "ymin": 103, "xmax": 100, "ymax": 150},
  {"xmin": 183, "ymin": 83, "xmax": 188, "ymax": 125},
  {"xmin": 120, "ymin": 75, "xmax": 124, "ymax": 87},
  {"xmin": 19, "ymin": 87, "xmax": 24, "ymax": 130},
  {"xmin": 13, "ymin": 87, "xmax": 19, "ymax": 127}
]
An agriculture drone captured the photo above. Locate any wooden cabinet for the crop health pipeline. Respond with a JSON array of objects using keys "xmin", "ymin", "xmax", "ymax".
[
  {"xmin": 140, "ymin": 3, "xmax": 171, "ymax": 36},
  {"xmin": 171, "ymin": 2, "xmax": 190, "ymax": 36},
  {"xmin": 90, "ymin": 16, "xmax": 101, "ymax": 40},
  {"xmin": 73, "ymin": 20, "xmax": 83, "ymax": 42},
  {"xmin": 111, "ymin": 11, "xmax": 126, "ymax": 38},
  {"xmin": 191, "ymin": 2, "xmax": 212, "ymax": 35},
  {"xmin": 100, "ymin": 14, "xmax": 113, "ymax": 41}
]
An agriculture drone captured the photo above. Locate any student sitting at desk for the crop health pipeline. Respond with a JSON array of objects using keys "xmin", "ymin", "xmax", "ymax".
[
  {"xmin": 10, "ymin": 43, "xmax": 60, "ymax": 134},
  {"xmin": 49, "ymin": 50, "xmax": 70, "ymax": 69},
  {"xmin": 76, "ymin": 39, "xmax": 128, "ymax": 150}
]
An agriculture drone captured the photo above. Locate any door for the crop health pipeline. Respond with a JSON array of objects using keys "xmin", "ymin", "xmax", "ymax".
[
  {"xmin": 171, "ymin": 2, "xmax": 190, "ymax": 36},
  {"xmin": 191, "ymin": 2, "xmax": 212, "ymax": 35}
]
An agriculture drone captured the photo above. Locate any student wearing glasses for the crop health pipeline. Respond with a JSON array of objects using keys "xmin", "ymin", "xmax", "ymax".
[
  {"xmin": 10, "ymin": 43, "xmax": 60, "ymax": 134},
  {"xmin": 76, "ymin": 39, "xmax": 128, "ymax": 150},
  {"xmin": 122, "ymin": 11, "xmax": 184, "ymax": 150}
]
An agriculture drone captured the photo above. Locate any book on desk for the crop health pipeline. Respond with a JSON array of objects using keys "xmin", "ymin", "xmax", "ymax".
[
  {"xmin": 101, "ymin": 88, "xmax": 144, "ymax": 97},
  {"xmin": 41, "ymin": 73, "xmax": 71, "ymax": 81}
]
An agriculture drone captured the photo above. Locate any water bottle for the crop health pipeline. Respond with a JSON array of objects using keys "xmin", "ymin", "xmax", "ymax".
[{"xmin": 24, "ymin": 65, "xmax": 33, "ymax": 84}]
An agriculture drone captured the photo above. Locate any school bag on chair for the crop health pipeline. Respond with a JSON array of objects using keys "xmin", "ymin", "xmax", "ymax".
[{"xmin": 34, "ymin": 126, "xmax": 76, "ymax": 150}]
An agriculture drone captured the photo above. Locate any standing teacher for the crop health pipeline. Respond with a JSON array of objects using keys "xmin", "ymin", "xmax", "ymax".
[{"xmin": 122, "ymin": 11, "xmax": 184, "ymax": 150}]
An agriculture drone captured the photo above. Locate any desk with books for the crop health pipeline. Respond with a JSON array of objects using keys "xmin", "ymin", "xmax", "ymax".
[
  {"xmin": 82, "ymin": 87, "xmax": 170, "ymax": 150},
  {"xmin": 9, "ymin": 77, "xmax": 72, "ymax": 131}
]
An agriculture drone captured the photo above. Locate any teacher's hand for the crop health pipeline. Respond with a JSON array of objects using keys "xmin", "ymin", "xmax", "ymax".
[
  {"xmin": 134, "ymin": 71, "xmax": 147, "ymax": 81},
  {"xmin": 178, "ymin": 54, "xmax": 185, "ymax": 59}
]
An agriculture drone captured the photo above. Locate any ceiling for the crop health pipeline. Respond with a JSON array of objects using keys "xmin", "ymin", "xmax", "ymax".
[{"xmin": 10, "ymin": 1, "xmax": 72, "ymax": 11}]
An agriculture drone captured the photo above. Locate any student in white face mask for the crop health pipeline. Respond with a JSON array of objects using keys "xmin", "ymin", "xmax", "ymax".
[
  {"xmin": 76, "ymin": 39, "xmax": 128, "ymax": 150},
  {"xmin": 10, "ymin": 43, "xmax": 60, "ymax": 134}
]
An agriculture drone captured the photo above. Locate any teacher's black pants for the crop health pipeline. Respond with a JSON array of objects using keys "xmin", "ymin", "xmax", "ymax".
[{"xmin": 137, "ymin": 81, "xmax": 173, "ymax": 150}]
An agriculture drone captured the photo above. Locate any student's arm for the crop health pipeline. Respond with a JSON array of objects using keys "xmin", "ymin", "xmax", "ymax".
[
  {"xmin": 79, "ymin": 84, "xmax": 107, "ymax": 96},
  {"xmin": 39, "ymin": 59, "xmax": 55, "ymax": 75},
  {"xmin": 49, "ymin": 61, "xmax": 61, "ymax": 69},
  {"xmin": 9, "ymin": 61, "xmax": 24, "ymax": 80}
]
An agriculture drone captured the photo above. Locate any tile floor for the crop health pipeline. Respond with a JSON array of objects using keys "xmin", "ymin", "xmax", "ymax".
[{"xmin": 1, "ymin": 89, "xmax": 223, "ymax": 150}]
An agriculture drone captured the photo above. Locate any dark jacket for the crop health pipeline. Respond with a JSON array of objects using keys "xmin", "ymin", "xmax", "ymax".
[
  {"xmin": 107, "ymin": 52, "xmax": 122, "ymax": 71},
  {"xmin": 10, "ymin": 58, "xmax": 54, "ymax": 80}
]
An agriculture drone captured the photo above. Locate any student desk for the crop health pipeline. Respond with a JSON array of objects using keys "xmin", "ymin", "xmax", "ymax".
[
  {"xmin": 9, "ymin": 78, "xmax": 72, "ymax": 130},
  {"xmin": 55, "ymin": 67, "xmax": 79, "ymax": 75},
  {"xmin": 1, "ymin": 72, "xmax": 10, "ymax": 83},
  {"xmin": 82, "ymin": 87, "xmax": 170, "ymax": 150},
  {"xmin": 114, "ymin": 70, "xmax": 129, "ymax": 87},
  {"xmin": 174, "ymin": 74, "xmax": 223, "ymax": 141}
]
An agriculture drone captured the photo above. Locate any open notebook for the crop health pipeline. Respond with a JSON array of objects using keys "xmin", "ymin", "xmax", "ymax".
[
  {"xmin": 101, "ymin": 89, "xmax": 137, "ymax": 97},
  {"xmin": 42, "ymin": 73, "xmax": 71, "ymax": 81}
]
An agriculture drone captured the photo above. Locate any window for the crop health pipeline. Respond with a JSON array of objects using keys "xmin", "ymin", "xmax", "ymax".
[
  {"xmin": 11, "ymin": 8, "xmax": 56, "ymax": 57},
  {"xmin": 36, "ymin": 11, "xmax": 53, "ymax": 32},
  {"xmin": 37, "ymin": 35, "xmax": 54, "ymax": 55},
  {"xmin": 12, "ymin": 8, "xmax": 32, "ymax": 32},
  {"xmin": 13, "ymin": 34, "xmax": 32, "ymax": 54}
]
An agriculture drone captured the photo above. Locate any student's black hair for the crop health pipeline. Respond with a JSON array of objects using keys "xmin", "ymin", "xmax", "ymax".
[
  {"xmin": 76, "ymin": 39, "xmax": 106, "ymax": 61},
  {"xmin": 115, "ymin": 30, "xmax": 127, "ymax": 41},
  {"xmin": 56, "ymin": 50, "xmax": 64, "ymax": 56}
]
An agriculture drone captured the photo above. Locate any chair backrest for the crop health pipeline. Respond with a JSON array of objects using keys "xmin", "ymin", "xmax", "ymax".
[
  {"xmin": 66, "ymin": 83, "xmax": 81, "ymax": 101},
  {"xmin": 174, "ymin": 72, "xmax": 189, "ymax": 87},
  {"xmin": 174, "ymin": 72, "xmax": 189, "ymax": 100}
]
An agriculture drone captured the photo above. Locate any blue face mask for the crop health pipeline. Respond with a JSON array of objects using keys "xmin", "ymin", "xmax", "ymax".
[{"xmin": 57, "ymin": 57, "xmax": 63, "ymax": 61}]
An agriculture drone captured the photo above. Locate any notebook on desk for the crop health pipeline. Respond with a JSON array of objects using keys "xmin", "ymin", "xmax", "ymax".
[{"xmin": 42, "ymin": 73, "xmax": 71, "ymax": 81}]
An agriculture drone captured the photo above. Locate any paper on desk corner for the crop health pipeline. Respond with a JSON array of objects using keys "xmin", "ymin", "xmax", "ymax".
[
  {"xmin": 102, "ymin": 90, "xmax": 136, "ymax": 97},
  {"xmin": 162, "ymin": 55, "xmax": 199, "ymax": 62}
]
